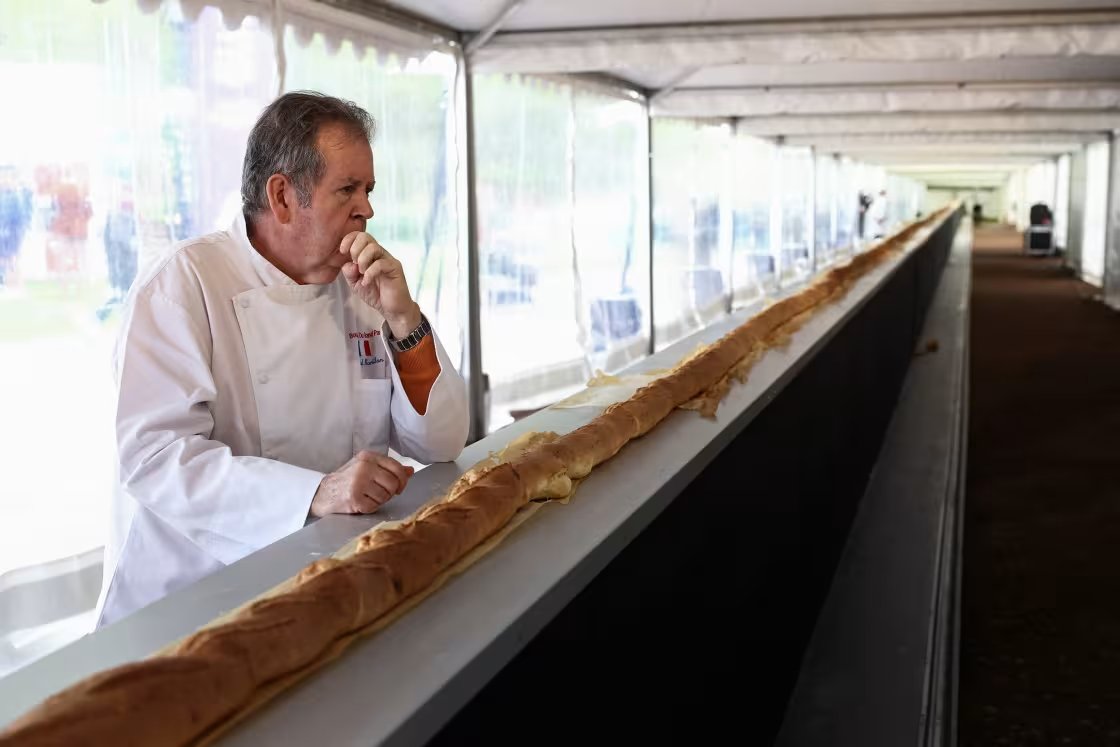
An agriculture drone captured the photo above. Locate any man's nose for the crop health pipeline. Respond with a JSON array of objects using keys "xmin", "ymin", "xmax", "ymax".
[{"xmin": 355, "ymin": 195, "xmax": 374, "ymax": 221}]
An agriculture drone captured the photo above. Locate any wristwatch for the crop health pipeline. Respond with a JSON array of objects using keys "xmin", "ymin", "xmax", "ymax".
[{"xmin": 388, "ymin": 315, "xmax": 432, "ymax": 353}]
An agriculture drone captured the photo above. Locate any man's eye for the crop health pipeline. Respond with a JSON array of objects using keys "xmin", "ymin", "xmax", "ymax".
[{"xmin": 341, "ymin": 185, "xmax": 355, "ymax": 194}]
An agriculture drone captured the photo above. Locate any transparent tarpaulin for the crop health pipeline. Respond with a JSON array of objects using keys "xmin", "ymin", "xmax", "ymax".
[
  {"xmin": 0, "ymin": 0, "xmax": 276, "ymax": 673},
  {"xmin": 835, "ymin": 157, "xmax": 858, "ymax": 258},
  {"xmin": 886, "ymin": 174, "xmax": 907, "ymax": 231},
  {"xmin": 1082, "ymin": 140, "xmax": 1110, "ymax": 284},
  {"xmin": 473, "ymin": 76, "xmax": 581, "ymax": 428},
  {"xmin": 652, "ymin": 118, "xmax": 732, "ymax": 351},
  {"xmin": 1025, "ymin": 160, "xmax": 1057, "ymax": 229},
  {"xmin": 814, "ymin": 153, "xmax": 838, "ymax": 268},
  {"xmin": 282, "ymin": 32, "xmax": 463, "ymax": 367},
  {"xmin": 777, "ymin": 145, "xmax": 814, "ymax": 284},
  {"xmin": 474, "ymin": 75, "xmax": 650, "ymax": 430},
  {"xmin": 730, "ymin": 133, "xmax": 778, "ymax": 307},
  {"xmin": 1054, "ymin": 154, "xmax": 1071, "ymax": 251},
  {"xmin": 572, "ymin": 90, "xmax": 651, "ymax": 377}
]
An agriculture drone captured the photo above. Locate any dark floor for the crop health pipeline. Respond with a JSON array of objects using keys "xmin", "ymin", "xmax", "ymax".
[{"xmin": 960, "ymin": 225, "xmax": 1120, "ymax": 746}]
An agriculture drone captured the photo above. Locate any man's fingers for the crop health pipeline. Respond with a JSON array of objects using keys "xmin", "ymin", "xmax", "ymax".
[
  {"xmin": 371, "ymin": 454, "xmax": 413, "ymax": 491},
  {"xmin": 351, "ymin": 490, "xmax": 384, "ymax": 514},
  {"xmin": 354, "ymin": 451, "xmax": 413, "ymax": 494},
  {"xmin": 342, "ymin": 261, "xmax": 361, "ymax": 285},
  {"xmin": 368, "ymin": 466, "xmax": 403, "ymax": 497},
  {"xmin": 365, "ymin": 482, "xmax": 392, "ymax": 507},
  {"xmin": 339, "ymin": 231, "xmax": 363, "ymax": 258},
  {"xmin": 361, "ymin": 258, "xmax": 392, "ymax": 288},
  {"xmin": 355, "ymin": 239, "xmax": 386, "ymax": 270}
]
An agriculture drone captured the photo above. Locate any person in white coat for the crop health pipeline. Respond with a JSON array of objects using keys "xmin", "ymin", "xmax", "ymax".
[
  {"xmin": 95, "ymin": 92, "xmax": 469, "ymax": 627},
  {"xmin": 868, "ymin": 189, "xmax": 889, "ymax": 239}
]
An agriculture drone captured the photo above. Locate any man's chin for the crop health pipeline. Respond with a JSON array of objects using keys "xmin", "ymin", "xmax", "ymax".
[{"xmin": 306, "ymin": 265, "xmax": 344, "ymax": 285}]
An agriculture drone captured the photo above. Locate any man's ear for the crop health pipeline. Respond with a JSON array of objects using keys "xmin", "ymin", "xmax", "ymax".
[{"xmin": 265, "ymin": 174, "xmax": 294, "ymax": 224}]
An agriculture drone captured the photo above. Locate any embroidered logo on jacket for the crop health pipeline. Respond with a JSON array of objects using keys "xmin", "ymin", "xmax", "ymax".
[{"xmin": 355, "ymin": 338, "xmax": 385, "ymax": 367}]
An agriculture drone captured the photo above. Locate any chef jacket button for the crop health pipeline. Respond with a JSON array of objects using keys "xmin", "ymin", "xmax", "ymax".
[
  {"xmin": 258, "ymin": 373, "xmax": 269, "ymax": 384},
  {"xmin": 240, "ymin": 298, "xmax": 251, "ymax": 309}
]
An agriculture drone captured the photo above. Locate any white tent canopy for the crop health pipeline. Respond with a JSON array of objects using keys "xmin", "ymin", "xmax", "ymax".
[
  {"xmin": 654, "ymin": 85, "xmax": 1120, "ymax": 119},
  {"xmin": 785, "ymin": 132, "xmax": 1103, "ymax": 152},
  {"xmin": 470, "ymin": 15, "xmax": 1120, "ymax": 76},
  {"xmin": 373, "ymin": 0, "xmax": 1120, "ymax": 175},
  {"xmin": 101, "ymin": 1, "xmax": 1120, "ymax": 158},
  {"xmin": 735, "ymin": 111, "xmax": 1120, "ymax": 138}
]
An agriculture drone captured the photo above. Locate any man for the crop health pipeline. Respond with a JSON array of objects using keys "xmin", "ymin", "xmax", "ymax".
[
  {"xmin": 95, "ymin": 92, "xmax": 469, "ymax": 627},
  {"xmin": 0, "ymin": 166, "xmax": 31, "ymax": 286},
  {"xmin": 857, "ymin": 190, "xmax": 872, "ymax": 240},
  {"xmin": 868, "ymin": 189, "xmax": 888, "ymax": 239}
]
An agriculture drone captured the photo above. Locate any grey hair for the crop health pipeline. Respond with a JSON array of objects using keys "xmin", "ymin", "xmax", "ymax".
[{"xmin": 241, "ymin": 91, "xmax": 375, "ymax": 218}]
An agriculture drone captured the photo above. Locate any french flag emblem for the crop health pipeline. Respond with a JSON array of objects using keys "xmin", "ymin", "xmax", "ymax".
[{"xmin": 357, "ymin": 339, "xmax": 384, "ymax": 367}]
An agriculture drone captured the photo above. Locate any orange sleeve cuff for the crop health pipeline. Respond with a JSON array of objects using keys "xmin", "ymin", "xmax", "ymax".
[{"xmin": 395, "ymin": 334, "xmax": 440, "ymax": 416}]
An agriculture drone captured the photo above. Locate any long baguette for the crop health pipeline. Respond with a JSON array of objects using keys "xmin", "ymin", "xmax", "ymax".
[{"xmin": 0, "ymin": 208, "xmax": 951, "ymax": 747}]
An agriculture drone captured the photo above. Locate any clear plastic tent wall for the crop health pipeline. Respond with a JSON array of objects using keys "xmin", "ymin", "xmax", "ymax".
[
  {"xmin": 651, "ymin": 118, "xmax": 733, "ymax": 351},
  {"xmin": 729, "ymin": 133, "xmax": 779, "ymax": 307},
  {"xmin": 473, "ymin": 74, "xmax": 650, "ymax": 428},
  {"xmin": 777, "ymin": 145, "xmax": 815, "ymax": 283},
  {"xmin": 814, "ymin": 153, "xmax": 838, "ymax": 268}
]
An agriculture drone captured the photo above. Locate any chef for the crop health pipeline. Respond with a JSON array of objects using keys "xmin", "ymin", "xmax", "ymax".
[{"xmin": 95, "ymin": 92, "xmax": 469, "ymax": 627}]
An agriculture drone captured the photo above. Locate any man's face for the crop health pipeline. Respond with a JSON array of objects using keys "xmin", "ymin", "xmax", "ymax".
[{"xmin": 288, "ymin": 122, "xmax": 375, "ymax": 283}]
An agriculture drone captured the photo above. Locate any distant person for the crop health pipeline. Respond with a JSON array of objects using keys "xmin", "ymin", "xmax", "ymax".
[
  {"xmin": 857, "ymin": 191, "xmax": 873, "ymax": 239},
  {"xmin": 103, "ymin": 200, "xmax": 139, "ymax": 300},
  {"xmin": 0, "ymin": 167, "xmax": 32, "ymax": 287},
  {"xmin": 98, "ymin": 198, "xmax": 140, "ymax": 320},
  {"xmin": 868, "ymin": 189, "xmax": 888, "ymax": 239},
  {"xmin": 43, "ymin": 170, "xmax": 93, "ymax": 282}
]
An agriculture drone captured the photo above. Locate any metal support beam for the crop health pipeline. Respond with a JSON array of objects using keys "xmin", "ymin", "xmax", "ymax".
[
  {"xmin": 648, "ymin": 66, "xmax": 700, "ymax": 106},
  {"xmin": 465, "ymin": 0, "xmax": 526, "ymax": 57},
  {"xmin": 646, "ymin": 108, "xmax": 657, "ymax": 356},
  {"xmin": 459, "ymin": 54, "xmax": 488, "ymax": 441}
]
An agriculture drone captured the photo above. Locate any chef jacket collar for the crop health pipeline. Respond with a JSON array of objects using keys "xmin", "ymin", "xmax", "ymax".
[{"xmin": 230, "ymin": 211, "xmax": 340, "ymax": 302}]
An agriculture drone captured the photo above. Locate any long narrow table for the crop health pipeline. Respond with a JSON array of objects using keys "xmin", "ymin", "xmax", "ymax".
[
  {"xmin": 0, "ymin": 210, "xmax": 958, "ymax": 745},
  {"xmin": 775, "ymin": 219, "xmax": 971, "ymax": 747}
]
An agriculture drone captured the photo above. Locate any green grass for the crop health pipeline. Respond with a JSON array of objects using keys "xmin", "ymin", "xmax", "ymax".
[{"xmin": 0, "ymin": 280, "xmax": 118, "ymax": 342}]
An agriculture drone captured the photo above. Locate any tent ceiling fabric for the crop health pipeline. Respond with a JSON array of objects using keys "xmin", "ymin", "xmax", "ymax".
[
  {"xmin": 678, "ymin": 56, "xmax": 1120, "ymax": 89},
  {"xmin": 654, "ymin": 85, "xmax": 1120, "ymax": 118},
  {"xmin": 385, "ymin": 0, "xmax": 1116, "ymax": 32},
  {"xmin": 468, "ymin": 15, "xmax": 1120, "ymax": 74},
  {"xmin": 782, "ymin": 132, "xmax": 1101, "ymax": 151},
  {"xmin": 735, "ymin": 111, "xmax": 1120, "ymax": 137},
  {"xmin": 373, "ymin": 0, "xmax": 1117, "ymax": 185},
  {"xmin": 851, "ymin": 154, "xmax": 1061, "ymax": 167}
]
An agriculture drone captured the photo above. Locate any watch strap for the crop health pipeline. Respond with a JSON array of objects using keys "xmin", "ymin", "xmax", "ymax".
[{"xmin": 389, "ymin": 315, "xmax": 431, "ymax": 353}]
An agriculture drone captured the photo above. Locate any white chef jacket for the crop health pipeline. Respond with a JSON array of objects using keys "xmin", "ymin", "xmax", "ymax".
[
  {"xmin": 94, "ymin": 214, "xmax": 469, "ymax": 627},
  {"xmin": 869, "ymin": 196, "xmax": 888, "ymax": 237}
]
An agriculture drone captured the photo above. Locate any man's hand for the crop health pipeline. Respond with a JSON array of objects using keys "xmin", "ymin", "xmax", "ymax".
[
  {"xmin": 309, "ymin": 451, "xmax": 415, "ymax": 517},
  {"xmin": 340, "ymin": 232, "xmax": 422, "ymax": 338}
]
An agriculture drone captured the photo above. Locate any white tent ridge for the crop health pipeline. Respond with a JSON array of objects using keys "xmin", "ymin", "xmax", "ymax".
[
  {"xmin": 734, "ymin": 111, "xmax": 1120, "ymax": 137},
  {"xmin": 654, "ymin": 85, "xmax": 1120, "ymax": 118}
]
